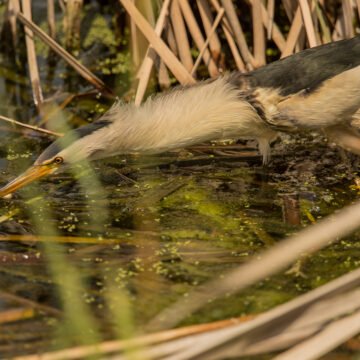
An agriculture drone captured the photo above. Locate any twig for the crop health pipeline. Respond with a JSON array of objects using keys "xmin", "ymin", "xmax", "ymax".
[
  {"xmin": 119, "ymin": 0, "xmax": 195, "ymax": 85},
  {"xmin": 0, "ymin": 114, "xmax": 63, "ymax": 137},
  {"xmin": 21, "ymin": 0, "xmax": 44, "ymax": 111},
  {"xmin": 191, "ymin": 8, "xmax": 224, "ymax": 76},
  {"xmin": 16, "ymin": 11, "xmax": 113, "ymax": 95}
]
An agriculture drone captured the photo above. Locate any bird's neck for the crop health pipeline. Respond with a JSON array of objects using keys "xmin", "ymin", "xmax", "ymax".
[{"xmin": 105, "ymin": 76, "xmax": 271, "ymax": 155}]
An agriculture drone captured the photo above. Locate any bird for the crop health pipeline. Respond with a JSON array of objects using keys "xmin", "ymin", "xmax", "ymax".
[{"xmin": 2, "ymin": 36, "xmax": 360, "ymax": 198}]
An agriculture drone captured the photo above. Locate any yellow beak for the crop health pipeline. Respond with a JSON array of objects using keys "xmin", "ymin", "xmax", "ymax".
[{"xmin": 0, "ymin": 165, "xmax": 58, "ymax": 198}]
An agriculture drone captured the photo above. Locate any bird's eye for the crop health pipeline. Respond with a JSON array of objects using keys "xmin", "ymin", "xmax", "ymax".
[{"xmin": 53, "ymin": 156, "xmax": 63, "ymax": 164}]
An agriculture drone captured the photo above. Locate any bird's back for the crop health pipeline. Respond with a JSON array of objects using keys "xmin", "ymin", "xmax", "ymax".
[{"xmin": 246, "ymin": 36, "xmax": 360, "ymax": 96}]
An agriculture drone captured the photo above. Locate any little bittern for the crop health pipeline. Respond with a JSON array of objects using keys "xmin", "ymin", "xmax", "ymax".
[{"xmin": 2, "ymin": 36, "xmax": 360, "ymax": 197}]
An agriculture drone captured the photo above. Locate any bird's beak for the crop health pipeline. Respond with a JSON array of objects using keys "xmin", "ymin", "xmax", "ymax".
[{"xmin": 0, "ymin": 164, "xmax": 58, "ymax": 198}]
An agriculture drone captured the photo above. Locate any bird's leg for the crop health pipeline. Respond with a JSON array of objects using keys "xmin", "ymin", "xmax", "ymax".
[{"xmin": 257, "ymin": 131, "xmax": 279, "ymax": 164}]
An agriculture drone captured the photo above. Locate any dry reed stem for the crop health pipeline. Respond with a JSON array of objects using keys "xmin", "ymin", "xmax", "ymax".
[
  {"xmin": 299, "ymin": 0, "xmax": 318, "ymax": 47},
  {"xmin": 274, "ymin": 310, "xmax": 360, "ymax": 360},
  {"xmin": 357, "ymin": 0, "xmax": 360, "ymax": 20},
  {"xmin": 0, "ymin": 234, "xmax": 142, "ymax": 244},
  {"xmin": 149, "ymin": 272, "xmax": 360, "ymax": 359},
  {"xmin": 210, "ymin": 0, "xmax": 245, "ymax": 71},
  {"xmin": 252, "ymin": 0, "xmax": 266, "ymax": 67},
  {"xmin": 47, "ymin": 0, "xmax": 56, "ymax": 38},
  {"xmin": 16, "ymin": 12, "xmax": 113, "ymax": 95},
  {"xmin": 146, "ymin": 197, "xmax": 360, "ymax": 331},
  {"xmin": 170, "ymin": 0, "xmax": 193, "ymax": 73},
  {"xmin": 333, "ymin": 16, "xmax": 344, "ymax": 41},
  {"xmin": 191, "ymin": 8, "xmax": 224, "ymax": 76},
  {"xmin": 0, "ymin": 290, "xmax": 62, "ymax": 317},
  {"xmin": 165, "ymin": 21, "xmax": 178, "ymax": 56},
  {"xmin": 315, "ymin": 1, "xmax": 331, "ymax": 43},
  {"xmin": 260, "ymin": 2, "xmax": 286, "ymax": 51},
  {"xmin": 130, "ymin": 0, "xmax": 140, "ymax": 67},
  {"xmin": 119, "ymin": 0, "xmax": 195, "ymax": 85},
  {"xmin": 247, "ymin": 0, "xmax": 286, "ymax": 53},
  {"xmin": 14, "ymin": 316, "xmax": 255, "ymax": 360},
  {"xmin": 132, "ymin": 0, "xmax": 157, "ymax": 64},
  {"xmin": 0, "ymin": 307, "xmax": 35, "ymax": 324},
  {"xmin": 267, "ymin": 0, "xmax": 275, "ymax": 39},
  {"xmin": 7, "ymin": 0, "xmax": 20, "ymax": 47},
  {"xmin": 0, "ymin": 114, "xmax": 62, "ymax": 137},
  {"xmin": 178, "ymin": 0, "xmax": 219, "ymax": 77},
  {"xmin": 342, "ymin": 0, "xmax": 355, "ymax": 38},
  {"xmin": 157, "ymin": 60, "xmax": 170, "ymax": 89},
  {"xmin": 143, "ymin": 0, "xmax": 155, "ymax": 25},
  {"xmin": 196, "ymin": 0, "xmax": 222, "ymax": 61},
  {"xmin": 193, "ymin": 292, "xmax": 360, "ymax": 359},
  {"xmin": 63, "ymin": 0, "xmax": 83, "ymax": 50},
  {"xmin": 20, "ymin": 272, "xmax": 360, "ymax": 360},
  {"xmin": 220, "ymin": 0, "xmax": 255, "ymax": 69},
  {"xmin": 135, "ymin": 0, "xmax": 171, "ymax": 105},
  {"xmin": 281, "ymin": 6, "xmax": 303, "ymax": 58},
  {"xmin": 281, "ymin": 0, "xmax": 297, "ymax": 20},
  {"xmin": 21, "ymin": 0, "xmax": 44, "ymax": 111}
]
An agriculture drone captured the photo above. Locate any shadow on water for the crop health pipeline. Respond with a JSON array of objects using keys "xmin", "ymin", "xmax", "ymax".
[{"xmin": 0, "ymin": 1, "xmax": 359, "ymax": 358}]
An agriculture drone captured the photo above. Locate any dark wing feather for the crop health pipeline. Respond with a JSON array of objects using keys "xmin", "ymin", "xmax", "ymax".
[{"xmin": 248, "ymin": 36, "xmax": 360, "ymax": 96}]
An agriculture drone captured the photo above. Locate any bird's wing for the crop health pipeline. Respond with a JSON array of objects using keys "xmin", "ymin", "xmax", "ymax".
[
  {"xmin": 267, "ymin": 65, "xmax": 360, "ymax": 131},
  {"xmin": 248, "ymin": 36, "xmax": 360, "ymax": 96}
]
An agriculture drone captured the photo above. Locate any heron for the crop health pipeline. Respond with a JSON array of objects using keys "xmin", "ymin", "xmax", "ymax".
[{"xmin": 1, "ymin": 36, "xmax": 360, "ymax": 197}]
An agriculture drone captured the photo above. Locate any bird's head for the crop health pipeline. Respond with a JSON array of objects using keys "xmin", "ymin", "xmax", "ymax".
[{"xmin": 0, "ymin": 119, "xmax": 113, "ymax": 198}]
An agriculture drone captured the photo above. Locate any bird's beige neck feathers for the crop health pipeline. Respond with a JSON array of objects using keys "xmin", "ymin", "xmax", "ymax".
[{"xmin": 101, "ymin": 76, "xmax": 274, "ymax": 157}]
